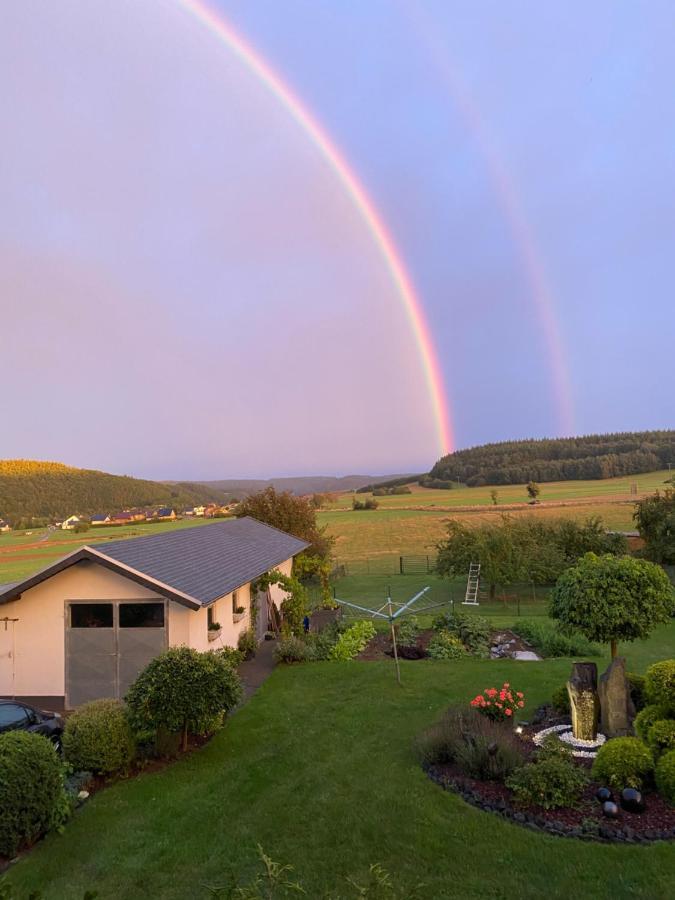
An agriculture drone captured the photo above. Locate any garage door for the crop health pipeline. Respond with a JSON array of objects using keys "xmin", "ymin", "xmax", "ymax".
[{"xmin": 66, "ymin": 600, "xmax": 166, "ymax": 708}]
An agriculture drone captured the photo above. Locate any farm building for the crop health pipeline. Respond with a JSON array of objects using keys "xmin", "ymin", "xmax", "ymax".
[
  {"xmin": 0, "ymin": 521, "xmax": 11, "ymax": 533},
  {"xmin": 0, "ymin": 517, "xmax": 307, "ymax": 710},
  {"xmin": 90, "ymin": 514, "xmax": 111, "ymax": 526}
]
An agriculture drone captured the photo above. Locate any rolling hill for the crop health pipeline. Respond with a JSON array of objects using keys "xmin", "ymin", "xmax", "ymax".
[
  {"xmin": 182, "ymin": 474, "xmax": 414, "ymax": 500},
  {"xmin": 428, "ymin": 430, "xmax": 675, "ymax": 487},
  {"xmin": 0, "ymin": 460, "xmax": 227, "ymax": 525}
]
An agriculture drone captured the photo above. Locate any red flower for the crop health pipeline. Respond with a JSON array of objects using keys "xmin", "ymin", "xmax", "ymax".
[
  {"xmin": 518, "ymin": 701, "xmax": 524, "ymax": 708},
  {"xmin": 505, "ymin": 708, "xmax": 513, "ymax": 717}
]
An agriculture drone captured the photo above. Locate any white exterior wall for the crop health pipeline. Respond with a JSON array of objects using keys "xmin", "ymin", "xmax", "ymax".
[
  {"xmin": 0, "ymin": 560, "xmax": 162, "ymax": 699},
  {"xmin": 0, "ymin": 554, "xmax": 297, "ymax": 702}
]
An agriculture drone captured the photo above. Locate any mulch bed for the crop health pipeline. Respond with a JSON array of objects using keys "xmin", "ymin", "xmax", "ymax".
[
  {"xmin": 426, "ymin": 713, "xmax": 675, "ymax": 844},
  {"xmin": 358, "ymin": 628, "xmax": 437, "ymax": 661}
]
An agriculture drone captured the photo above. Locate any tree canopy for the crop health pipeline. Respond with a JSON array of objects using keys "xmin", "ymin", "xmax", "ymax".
[
  {"xmin": 436, "ymin": 516, "xmax": 627, "ymax": 597},
  {"xmin": 550, "ymin": 553, "xmax": 675, "ymax": 657},
  {"xmin": 235, "ymin": 486, "xmax": 333, "ymax": 559},
  {"xmin": 634, "ymin": 489, "xmax": 675, "ymax": 564}
]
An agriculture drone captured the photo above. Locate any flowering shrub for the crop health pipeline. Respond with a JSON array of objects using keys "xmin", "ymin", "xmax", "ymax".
[{"xmin": 470, "ymin": 682, "xmax": 525, "ymax": 721}]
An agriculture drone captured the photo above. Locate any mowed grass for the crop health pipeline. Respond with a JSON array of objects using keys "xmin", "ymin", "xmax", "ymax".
[
  {"xmin": 317, "ymin": 472, "xmax": 674, "ymax": 563},
  {"xmin": 325, "ymin": 470, "xmax": 673, "ymax": 510},
  {"xmin": 6, "ymin": 642, "xmax": 675, "ymax": 900}
]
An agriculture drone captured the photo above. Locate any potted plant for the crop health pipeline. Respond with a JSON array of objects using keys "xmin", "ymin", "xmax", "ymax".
[
  {"xmin": 233, "ymin": 605, "xmax": 246, "ymax": 624},
  {"xmin": 208, "ymin": 621, "xmax": 222, "ymax": 642}
]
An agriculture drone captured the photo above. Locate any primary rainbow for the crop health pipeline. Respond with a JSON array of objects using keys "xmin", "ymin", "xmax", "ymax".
[{"xmin": 175, "ymin": 0, "xmax": 454, "ymax": 456}]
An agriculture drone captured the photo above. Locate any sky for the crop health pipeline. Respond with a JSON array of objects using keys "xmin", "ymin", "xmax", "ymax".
[{"xmin": 1, "ymin": 1, "xmax": 674, "ymax": 479}]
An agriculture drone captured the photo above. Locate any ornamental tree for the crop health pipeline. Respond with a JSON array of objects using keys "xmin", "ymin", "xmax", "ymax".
[
  {"xmin": 125, "ymin": 647, "xmax": 242, "ymax": 751},
  {"xmin": 550, "ymin": 553, "xmax": 675, "ymax": 658}
]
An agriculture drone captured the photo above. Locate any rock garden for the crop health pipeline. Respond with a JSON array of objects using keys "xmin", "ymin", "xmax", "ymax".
[{"xmin": 420, "ymin": 657, "xmax": 675, "ymax": 843}]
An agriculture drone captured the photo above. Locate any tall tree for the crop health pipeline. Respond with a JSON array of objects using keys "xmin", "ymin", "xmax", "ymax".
[
  {"xmin": 550, "ymin": 553, "xmax": 674, "ymax": 658},
  {"xmin": 634, "ymin": 489, "xmax": 675, "ymax": 564},
  {"xmin": 235, "ymin": 486, "xmax": 333, "ymax": 559}
]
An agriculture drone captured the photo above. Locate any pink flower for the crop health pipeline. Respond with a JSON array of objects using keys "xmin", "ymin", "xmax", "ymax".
[
  {"xmin": 516, "ymin": 692, "xmax": 524, "ymax": 699},
  {"xmin": 505, "ymin": 708, "xmax": 513, "ymax": 717},
  {"xmin": 503, "ymin": 682, "xmax": 510, "ymax": 688},
  {"xmin": 518, "ymin": 701, "xmax": 524, "ymax": 708}
]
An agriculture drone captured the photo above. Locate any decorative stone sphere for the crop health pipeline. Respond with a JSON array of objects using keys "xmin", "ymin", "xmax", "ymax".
[
  {"xmin": 620, "ymin": 788, "xmax": 645, "ymax": 814},
  {"xmin": 602, "ymin": 800, "xmax": 620, "ymax": 819},
  {"xmin": 596, "ymin": 787, "xmax": 613, "ymax": 803}
]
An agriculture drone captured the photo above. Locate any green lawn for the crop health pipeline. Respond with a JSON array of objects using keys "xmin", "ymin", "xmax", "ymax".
[{"xmin": 5, "ymin": 634, "xmax": 675, "ymax": 899}]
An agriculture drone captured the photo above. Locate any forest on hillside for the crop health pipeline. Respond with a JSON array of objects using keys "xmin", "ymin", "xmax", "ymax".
[
  {"xmin": 0, "ymin": 460, "xmax": 226, "ymax": 524},
  {"xmin": 428, "ymin": 430, "xmax": 675, "ymax": 487}
]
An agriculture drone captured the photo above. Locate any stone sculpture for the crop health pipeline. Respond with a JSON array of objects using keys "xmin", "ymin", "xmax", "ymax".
[
  {"xmin": 598, "ymin": 656, "xmax": 634, "ymax": 738},
  {"xmin": 567, "ymin": 662, "xmax": 600, "ymax": 741}
]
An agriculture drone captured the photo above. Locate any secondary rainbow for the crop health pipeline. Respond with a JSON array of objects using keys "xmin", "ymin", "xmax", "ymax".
[{"xmin": 175, "ymin": 0, "xmax": 453, "ymax": 456}]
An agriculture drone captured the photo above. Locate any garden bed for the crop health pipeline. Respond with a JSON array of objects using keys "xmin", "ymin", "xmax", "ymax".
[{"xmin": 427, "ymin": 762, "xmax": 675, "ymax": 843}]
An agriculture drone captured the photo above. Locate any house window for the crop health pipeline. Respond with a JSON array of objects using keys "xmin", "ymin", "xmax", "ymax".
[
  {"xmin": 70, "ymin": 603, "xmax": 113, "ymax": 628},
  {"xmin": 119, "ymin": 603, "xmax": 165, "ymax": 628},
  {"xmin": 207, "ymin": 605, "xmax": 216, "ymax": 628},
  {"xmin": 232, "ymin": 591, "xmax": 239, "ymax": 615}
]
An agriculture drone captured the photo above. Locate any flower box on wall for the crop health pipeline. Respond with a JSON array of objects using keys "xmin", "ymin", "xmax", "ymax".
[
  {"xmin": 233, "ymin": 610, "xmax": 246, "ymax": 624},
  {"xmin": 208, "ymin": 627, "xmax": 222, "ymax": 642}
]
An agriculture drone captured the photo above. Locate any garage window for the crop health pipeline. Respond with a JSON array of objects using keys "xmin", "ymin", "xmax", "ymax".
[
  {"xmin": 119, "ymin": 603, "xmax": 165, "ymax": 628},
  {"xmin": 70, "ymin": 603, "xmax": 113, "ymax": 628}
]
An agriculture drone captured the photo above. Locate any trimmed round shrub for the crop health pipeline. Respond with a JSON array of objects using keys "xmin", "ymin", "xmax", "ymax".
[
  {"xmin": 551, "ymin": 685, "xmax": 571, "ymax": 714},
  {"xmin": 63, "ymin": 699, "xmax": 136, "ymax": 775},
  {"xmin": 655, "ymin": 749, "xmax": 675, "ymax": 806},
  {"xmin": 274, "ymin": 636, "xmax": 308, "ymax": 664},
  {"xmin": 591, "ymin": 737, "xmax": 654, "ymax": 789},
  {"xmin": 647, "ymin": 720, "xmax": 675, "ymax": 759},
  {"xmin": 645, "ymin": 660, "xmax": 675, "ymax": 714},
  {"xmin": 427, "ymin": 631, "xmax": 465, "ymax": 660},
  {"xmin": 627, "ymin": 672, "xmax": 647, "ymax": 711},
  {"xmin": 126, "ymin": 646, "xmax": 243, "ymax": 751},
  {"xmin": 634, "ymin": 703, "xmax": 669, "ymax": 741},
  {"xmin": 0, "ymin": 731, "xmax": 69, "ymax": 857}
]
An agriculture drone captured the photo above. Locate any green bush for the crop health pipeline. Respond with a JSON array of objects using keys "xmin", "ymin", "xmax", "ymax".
[
  {"xmin": 126, "ymin": 646, "xmax": 242, "ymax": 751},
  {"xmin": 634, "ymin": 703, "xmax": 669, "ymax": 741},
  {"xmin": 63, "ymin": 699, "xmax": 135, "ymax": 775},
  {"xmin": 647, "ymin": 720, "xmax": 675, "ymax": 759},
  {"xmin": 627, "ymin": 672, "xmax": 647, "ymax": 711},
  {"xmin": 551, "ymin": 685, "xmax": 571, "ymax": 714},
  {"xmin": 310, "ymin": 622, "xmax": 341, "ymax": 660},
  {"xmin": 514, "ymin": 618, "xmax": 600, "ymax": 658},
  {"xmin": 328, "ymin": 620, "xmax": 376, "ymax": 661},
  {"xmin": 427, "ymin": 631, "xmax": 465, "ymax": 660},
  {"xmin": 645, "ymin": 659, "xmax": 675, "ymax": 714},
  {"xmin": 273, "ymin": 636, "xmax": 308, "ymax": 664},
  {"xmin": 432, "ymin": 611, "xmax": 491, "ymax": 656},
  {"xmin": 507, "ymin": 750, "xmax": 588, "ymax": 809},
  {"xmin": 655, "ymin": 749, "xmax": 675, "ymax": 806},
  {"xmin": 215, "ymin": 646, "xmax": 244, "ymax": 668},
  {"xmin": 591, "ymin": 737, "xmax": 654, "ymax": 789},
  {"xmin": 0, "ymin": 731, "xmax": 69, "ymax": 857},
  {"xmin": 237, "ymin": 628, "xmax": 257, "ymax": 660},
  {"xmin": 415, "ymin": 706, "xmax": 476, "ymax": 767},
  {"xmin": 396, "ymin": 616, "xmax": 420, "ymax": 646}
]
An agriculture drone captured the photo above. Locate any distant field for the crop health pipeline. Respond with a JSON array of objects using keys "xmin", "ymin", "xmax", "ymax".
[
  {"xmin": 319, "ymin": 471, "xmax": 673, "ymax": 564},
  {"xmin": 325, "ymin": 469, "xmax": 672, "ymax": 510},
  {"xmin": 0, "ymin": 517, "xmax": 215, "ymax": 583}
]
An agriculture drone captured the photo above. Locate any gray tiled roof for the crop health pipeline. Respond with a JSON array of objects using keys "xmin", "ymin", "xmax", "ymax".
[{"xmin": 94, "ymin": 517, "xmax": 308, "ymax": 605}]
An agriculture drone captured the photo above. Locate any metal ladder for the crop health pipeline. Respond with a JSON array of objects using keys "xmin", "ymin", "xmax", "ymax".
[{"xmin": 462, "ymin": 562, "xmax": 481, "ymax": 606}]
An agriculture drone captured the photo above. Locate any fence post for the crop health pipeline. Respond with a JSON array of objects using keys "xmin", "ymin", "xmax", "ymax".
[
  {"xmin": 426, "ymin": 554, "xmax": 430, "ymax": 572},
  {"xmin": 399, "ymin": 556, "xmax": 404, "ymax": 575}
]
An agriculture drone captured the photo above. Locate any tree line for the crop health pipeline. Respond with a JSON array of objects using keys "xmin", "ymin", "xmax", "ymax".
[{"xmin": 428, "ymin": 430, "xmax": 675, "ymax": 486}]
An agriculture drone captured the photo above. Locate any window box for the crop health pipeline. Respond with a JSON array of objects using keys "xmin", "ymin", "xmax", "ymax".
[
  {"xmin": 233, "ymin": 609, "xmax": 246, "ymax": 624},
  {"xmin": 208, "ymin": 626, "xmax": 222, "ymax": 642}
]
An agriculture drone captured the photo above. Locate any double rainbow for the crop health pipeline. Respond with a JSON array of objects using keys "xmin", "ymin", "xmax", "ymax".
[{"xmin": 176, "ymin": 0, "xmax": 454, "ymax": 457}]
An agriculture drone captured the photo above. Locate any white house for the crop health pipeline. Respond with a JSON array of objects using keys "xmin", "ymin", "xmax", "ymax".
[
  {"xmin": 0, "ymin": 517, "xmax": 307, "ymax": 710},
  {"xmin": 61, "ymin": 515, "xmax": 81, "ymax": 531}
]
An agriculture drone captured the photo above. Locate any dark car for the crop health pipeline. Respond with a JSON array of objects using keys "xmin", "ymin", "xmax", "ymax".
[{"xmin": 0, "ymin": 700, "xmax": 65, "ymax": 750}]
